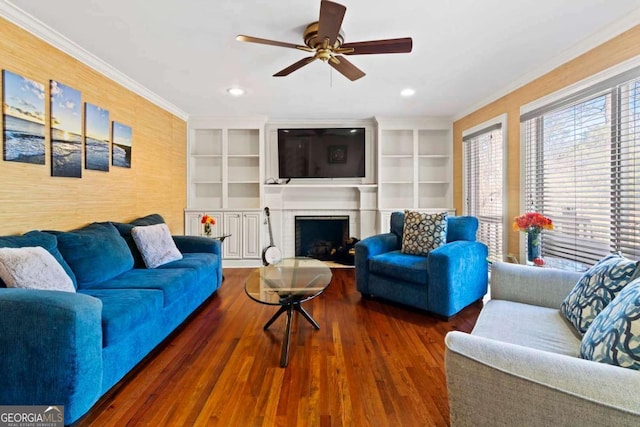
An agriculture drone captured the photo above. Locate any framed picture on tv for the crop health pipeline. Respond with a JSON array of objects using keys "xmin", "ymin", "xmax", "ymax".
[{"xmin": 328, "ymin": 145, "xmax": 347, "ymax": 164}]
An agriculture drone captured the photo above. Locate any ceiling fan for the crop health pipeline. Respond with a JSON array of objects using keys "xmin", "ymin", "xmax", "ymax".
[{"xmin": 236, "ymin": 0, "xmax": 413, "ymax": 81}]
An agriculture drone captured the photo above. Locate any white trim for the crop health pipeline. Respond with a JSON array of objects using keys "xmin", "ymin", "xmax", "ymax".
[
  {"xmin": 520, "ymin": 54, "xmax": 640, "ymax": 116},
  {"xmin": 454, "ymin": 8, "xmax": 640, "ymax": 121},
  {"xmin": 461, "ymin": 114, "xmax": 505, "ymax": 138},
  {"xmin": 374, "ymin": 116, "xmax": 451, "ymax": 130},
  {"xmin": 0, "ymin": 0, "xmax": 188, "ymax": 121},
  {"xmin": 462, "ymin": 114, "xmax": 508, "ymax": 262},
  {"xmin": 519, "ymin": 117, "xmax": 528, "ymax": 264}
]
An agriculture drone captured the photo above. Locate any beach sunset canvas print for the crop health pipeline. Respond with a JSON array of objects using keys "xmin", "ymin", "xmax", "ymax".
[
  {"xmin": 85, "ymin": 103, "xmax": 110, "ymax": 171},
  {"xmin": 51, "ymin": 80, "xmax": 82, "ymax": 177},
  {"xmin": 112, "ymin": 121, "xmax": 132, "ymax": 168},
  {"xmin": 2, "ymin": 70, "xmax": 46, "ymax": 164}
]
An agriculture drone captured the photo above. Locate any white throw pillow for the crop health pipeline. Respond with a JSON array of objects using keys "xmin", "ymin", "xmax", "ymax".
[
  {"xmin": 0, "ymin": 246, "xmax": 75, "ymax": 292},
  {"xmin": 131, "ymin": 223, "xmax": 183, "ymax": 268}
]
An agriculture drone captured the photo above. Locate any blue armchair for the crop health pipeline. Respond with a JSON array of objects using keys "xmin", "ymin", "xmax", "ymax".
[{"xmin": 355, "ymin": 212, "xmax": 488, "ymax": 317}]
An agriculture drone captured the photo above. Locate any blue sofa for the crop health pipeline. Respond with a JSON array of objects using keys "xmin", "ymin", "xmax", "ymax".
[
  {"xmin": 0, "ymin": 214, "xmax": 222, "ymax": 424},
  {"xmin": 355, "ymin": 212, "xmax": 488, "ymax": 317}
]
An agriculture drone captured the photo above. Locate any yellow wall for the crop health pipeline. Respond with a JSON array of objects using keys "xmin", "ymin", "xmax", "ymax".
[
  {"xmin": 0, "ymin": 17, "xmax": 187, "ymax": 235},
  {"xmin": 453, "ymin": 25, "xmax": 640, "ymax": 259}
]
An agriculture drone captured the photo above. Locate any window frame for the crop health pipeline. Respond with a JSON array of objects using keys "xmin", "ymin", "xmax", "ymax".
[
  {"xmin": 462, "ymin": 114, "xmax": 508, "ymax": 263},
  {"xmin": 519, "ymin": 56, "xmax": 640, "ymax": 265}
]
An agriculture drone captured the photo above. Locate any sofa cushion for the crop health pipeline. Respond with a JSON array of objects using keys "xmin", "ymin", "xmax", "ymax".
[
  {"xmin": 473, "ymin": 300, "xmax": 582, "ymax": 356},
  {"xmin": 50, "ymin": 222, "xmax": 134, "ymax": 287},
  {"xmin": 390, "ymin": 211, "xmax": 405, "ymax": 239},
  {"xmin": 561, "ymin": 253, "xmax": 640, "ymax": 335},
  {"xmin": 158, "ymin": 253, "xmax": 220, "ymax": 282},
  {"xmin": 446, "ymin": 216, "xmax": 478, "ymax": 243},
  {"xmin": 580, "ymin": 278, "xmax": 640, "ymax": 370},
  {"xmin": 0, "ymin": 230, "xmax": 77, "ymax": 288},
  {"xmin": 80, "ymin": 268, "xmax": 198, "ymax": 307},
  {"xmin": 0, "ymin": 247, "xmax": 75, "ymax": 292},
  {"xmin": 131, "ymin": 223, "xmax": 182, "ymax": 268},
  {"xmin": 79, "ymin": 288, "xmax": 163, "ymax": 347},
  {"xmin": 370, "ymin": 250, "xmax": 429, "ymax": 285},
  {"xmin": 401, "ymin": 210, "xmax": 448, "ymax": 256},
  {"xmin": 112, "ymin": 214, "xmax": 166, "ymax": 268}
]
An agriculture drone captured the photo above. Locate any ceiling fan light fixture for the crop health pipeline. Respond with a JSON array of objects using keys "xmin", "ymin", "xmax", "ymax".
[
  {"xmin": 236, "ymin": 0, "xmax": 412, "ymax": 82},
  {"xmin": 400, "ymin": 88, "xmax": 416, "ymax": 97},
  {"xmin": 227, "ymin": 87, "xmax": 245, "ymax": 96}
]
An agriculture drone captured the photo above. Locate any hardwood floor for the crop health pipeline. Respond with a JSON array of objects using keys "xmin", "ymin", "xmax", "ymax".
[{"xmin": 77, "ymin": 268, "xmax": 481, "ymax": 427}]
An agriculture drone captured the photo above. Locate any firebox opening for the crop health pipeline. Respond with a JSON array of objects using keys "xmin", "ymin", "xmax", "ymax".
[{"xmin": 295, "ymin": 216, "xmax": 350, "ymax": 262}]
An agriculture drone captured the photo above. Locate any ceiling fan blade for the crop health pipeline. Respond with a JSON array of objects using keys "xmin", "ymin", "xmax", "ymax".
[
  {"xmin": 274, "ymin": 57, "xmax": 317, "ymax": 77},
  {"xmin": 317, "ymin": 0, "xmax": 346, "ymax": 46},
  {"xmin": 329, "ymin": 56, "xmax": 365, "ymax": 81},
  {"xmin": 236, "ymin": 35, "xmax": 309, "ymax": 51},
  {"xmin": 341, "ymin": 37, "xmax": 413, "ymax": 55}
]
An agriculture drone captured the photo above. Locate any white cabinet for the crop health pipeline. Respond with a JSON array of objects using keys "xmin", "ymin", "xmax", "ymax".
[
  {"xmin": 376, "ymin": 117, "xmax": 454, "ymax": 233},
  {"xmin": 185, "ymin": 211, "xmax": 222, "ymax": 237},
  {"xmin": 223, "ymin": 212, "xmax": 242, "ymax": 259},
  {"xmin": 186, "ymin": 117, "xmax": 266, "ymax": 266},
  {"xmin": 184, "ymin": 209, "xmax": 262, "ymax": 264},
  {"xmin": 242, "ymin": 212, "xmax": 261, "ymax": 259}
]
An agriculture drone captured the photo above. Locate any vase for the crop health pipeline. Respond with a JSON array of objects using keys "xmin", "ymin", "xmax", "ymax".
[
  {"xmin": 527, "ymin": 230, "xmax": 541, "ymax": 262},
  {"xmin": 203, "ymin": 223, "xmax": 211, "ymax": 237}
]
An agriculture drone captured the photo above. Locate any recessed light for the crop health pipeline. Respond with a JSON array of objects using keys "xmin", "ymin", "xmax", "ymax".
[
  {"xmin": 400, "ymin": 88, "xmax": 415, "ymax": 97},
  {"xmin": 227, "ymin": 87, "xmax": 245, "ymax": 96}
]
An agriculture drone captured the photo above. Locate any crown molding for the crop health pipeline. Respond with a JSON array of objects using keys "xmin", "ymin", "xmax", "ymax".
[
  {"xmin": 0, "ymin": 0, "xmax": 188, "ymax": 121},
  {"xmin": 453, "ymin": 8, "xmax": 640, "ymax": 122}
]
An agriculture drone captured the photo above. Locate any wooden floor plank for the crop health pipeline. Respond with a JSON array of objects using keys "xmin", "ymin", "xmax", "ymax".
[{"xmin": 76, "ymin": 268, "xmax": 481, "ymax": 426}]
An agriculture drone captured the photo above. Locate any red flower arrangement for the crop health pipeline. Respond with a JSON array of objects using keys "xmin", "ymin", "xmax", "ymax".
[
  {"xmin": 201, "ymin": 214, "xmax": 215, "ymax": 225},
  {"xmin": 201, "ymin": 214, "xmax": 215, "ymax": 237},
  {"xmin": 512, "ymin": 212, "xmax": 553, "ymax": 233}
]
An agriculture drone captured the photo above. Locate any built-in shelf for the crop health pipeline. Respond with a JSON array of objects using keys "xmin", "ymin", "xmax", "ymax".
[
  {"xmin": 187, "ymin": 119, "xmax": 266, "ymax": 265},
  {"xmin": 376, "ymin": 118, "xmax": 453, "ymax": 230},
  {"xmin": 191, "ymin": 154, "xmax": 222, "ymax": 159},
  {"xmin": 265, "ymin": 184, "xmax": 378, "ymax": 189}
]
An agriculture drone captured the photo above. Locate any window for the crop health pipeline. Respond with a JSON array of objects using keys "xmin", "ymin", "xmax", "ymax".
[
  {"xmin": 463, "ymin": 117, "xmax": 506, "ymax": 263},
  {"xmin": 522, "ymin": 67, "xmax": 639, "ymax": 268}
]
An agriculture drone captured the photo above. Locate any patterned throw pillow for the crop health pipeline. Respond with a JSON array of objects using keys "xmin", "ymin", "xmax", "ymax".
[
  {"xmin": 401, "ymin": 211, "xmax": 448, "ymax": 256},
  {"xmin": 561, "ymin": 254, "xmax": 640, "ymax": 335},
  {"xmin": 580, "ymin": 278, "xmax": 640, "ymax": 370}
]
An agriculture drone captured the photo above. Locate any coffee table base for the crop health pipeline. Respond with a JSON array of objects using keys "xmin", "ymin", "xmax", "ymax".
[{"xmin": 263, "ymin": 303, "xmax": 319, "ymax": 367}]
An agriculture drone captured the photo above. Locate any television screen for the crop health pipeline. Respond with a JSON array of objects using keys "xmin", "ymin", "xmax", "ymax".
[{"xmin": 278, "ymin": 128, "xmax": 365, "ymax": 178}]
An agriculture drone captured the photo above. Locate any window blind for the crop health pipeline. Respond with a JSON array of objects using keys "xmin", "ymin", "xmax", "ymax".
[
  {"xmin": 522, "ymin": 73, "xmax": 639, "ymax": 267},
  {"xmin": 463, "ymin": 123, "xmax": 504, "ymax": 263}
]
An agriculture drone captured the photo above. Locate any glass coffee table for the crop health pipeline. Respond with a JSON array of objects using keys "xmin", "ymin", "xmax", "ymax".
[{"xmin": 245, "ymin": 257, "xmax": 332, "ymax": 367}]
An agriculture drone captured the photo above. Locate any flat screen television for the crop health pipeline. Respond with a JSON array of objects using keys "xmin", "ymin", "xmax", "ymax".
[{"xmin": 277, "ymin": 128, "xmax": 365, "ymax": 179}]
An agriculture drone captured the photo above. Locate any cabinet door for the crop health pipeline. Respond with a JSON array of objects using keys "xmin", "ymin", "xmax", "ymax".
[
  {"xmin": 223, "ymin": 212, "xmax": 242, "ymax": 259},
  {"xmin": 185, "ymin": 212, "xmax": 222, "ymax": 237},
  {"xmin": 242, "ymin": 212, "xmax": 262, "ymax": 259},
  {"xmin": 184, "ymin": 212, "xmax": 202, "ymax": 236}
]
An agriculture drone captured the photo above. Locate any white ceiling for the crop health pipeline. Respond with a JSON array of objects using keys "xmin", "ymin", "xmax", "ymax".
[{"xmin": 5, "ymin": 0, "xmax": 640, "ymax": 120}]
